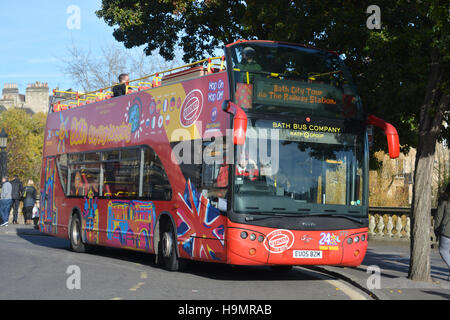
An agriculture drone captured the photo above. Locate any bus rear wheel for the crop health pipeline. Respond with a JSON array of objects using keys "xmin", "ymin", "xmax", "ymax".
[{"xmin": 70, "ymin": 215, "xmax": 86, "ymax": 253}]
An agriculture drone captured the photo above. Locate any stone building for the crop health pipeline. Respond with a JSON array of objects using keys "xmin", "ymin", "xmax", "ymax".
[
  {"xmin": 0, "ymin": 83, "xmax": 23, "ymax": 110},
  {"xmin": 370, "ymin": 142, "xmax": 449, "ymax": 207},
  {"xmin": 0, "ymin": 82, "xmax": 49, "ymax": 114}
]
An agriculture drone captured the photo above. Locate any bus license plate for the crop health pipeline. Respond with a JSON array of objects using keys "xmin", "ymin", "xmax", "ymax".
[{"xmin": 293, "ymin": 250, "xmax": 322, "ymax": 259}]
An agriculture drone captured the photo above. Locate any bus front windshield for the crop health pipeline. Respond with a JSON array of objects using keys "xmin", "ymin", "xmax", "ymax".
[
  {"xmin": 233, "ymin": 119, "xmax": 367, "ymax": 217},
  {"xmin": 229, "ymin": 42, "xmax": 363, "ymax": 119}
]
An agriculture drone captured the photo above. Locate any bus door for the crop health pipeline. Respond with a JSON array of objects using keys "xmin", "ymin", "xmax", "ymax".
[{"xmin": 40, "ymin": 157, "xmax": 58, "ymax": 235}]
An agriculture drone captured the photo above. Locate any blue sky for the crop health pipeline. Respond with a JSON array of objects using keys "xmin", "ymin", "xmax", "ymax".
[{"xmin": 0, "ymin": 0, "xmax": 128, "ymax": 93}]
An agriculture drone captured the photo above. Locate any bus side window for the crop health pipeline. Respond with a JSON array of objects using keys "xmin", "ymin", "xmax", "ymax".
[
  {"xmin": 68, "ymin": 168, "xmax": 89, "ymax": 197},
  {"xmin": 103, "ymin": 158, "xmax": 140, "ymax": 199},
  {"xmin": 142, "ymin": 146, "xmax": 172, "ymax": 201},
  {"xmin": 202, "ymin": 140, "xmax": 229, "ymax": 189},
  {"xmin": 55, "ymin": 154, "xmax": 68, "ymax": 195},
  {"xmin": 201, "ymin": 140, "xmax": 229, "ymax": 211}
]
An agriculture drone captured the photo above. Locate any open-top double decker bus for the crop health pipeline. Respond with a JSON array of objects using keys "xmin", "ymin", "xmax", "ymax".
[{"xmin": 40, "ymin": 40, "xmax": 399, "ymax": 271}]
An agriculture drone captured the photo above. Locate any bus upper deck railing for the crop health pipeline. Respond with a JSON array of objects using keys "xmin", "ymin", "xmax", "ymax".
[{"xmin": 51, "ymin": 56, "xmax": 226, "ymax": 113}]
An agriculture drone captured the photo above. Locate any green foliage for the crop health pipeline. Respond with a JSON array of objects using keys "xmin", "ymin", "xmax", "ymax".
[
  {"xmin": 0, "ymin": 109, "xmax": 46, "ymax": 186},
  {"xmin": 96, "ymin": 0, "xmax": 449, "ymax": 154}
]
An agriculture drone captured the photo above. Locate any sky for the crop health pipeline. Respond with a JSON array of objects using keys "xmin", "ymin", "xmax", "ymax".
[{"xmin": 0, "ymin": 0, "xmax": 131, "ymax": 93}]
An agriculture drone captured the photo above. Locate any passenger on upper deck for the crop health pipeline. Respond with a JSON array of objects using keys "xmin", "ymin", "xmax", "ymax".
[
  {"xmin": 237, "ymin": 47, "xmax": 262, "ymax": 83},
  {"xmin": 112, "ymin": 73, "xmax": 129, "ymax": 97}
]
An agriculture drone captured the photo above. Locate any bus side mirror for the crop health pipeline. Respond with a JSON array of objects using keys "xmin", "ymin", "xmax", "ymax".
[
  {"xmin": 367, "ymin": 114, "xmax": 400, "ymax": 159},
  {"xmin": 222, "ymin": 100, "xmax": 248, "ymax": 145}
]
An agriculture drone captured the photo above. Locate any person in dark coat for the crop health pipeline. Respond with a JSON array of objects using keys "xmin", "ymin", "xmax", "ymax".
[
  {"xmin": 22, "ymin": 179, "xmax": 37, "ymax": 225},
  {"xmin": 10, "ymin": 175, "xmax": 23, "ymax": 224},
  {"xmin": 112, "ymin": 73, "xmax": 129, "ymax": 97},
  {"xmin": 435, "ymin": 183, "xmax": 450, "ymax": 280}
]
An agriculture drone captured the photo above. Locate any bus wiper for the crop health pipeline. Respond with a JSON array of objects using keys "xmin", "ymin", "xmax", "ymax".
[
  {"xmin": 245, "ymin": 213, "xmax": 366, "ymax": 224},
  {"xmin": 306, "ymin": 213, "xmax": 365, "ymax": 224},
  {"xmin": 245, "ymin": 213, "xmax": 296, "ymax": 221}
]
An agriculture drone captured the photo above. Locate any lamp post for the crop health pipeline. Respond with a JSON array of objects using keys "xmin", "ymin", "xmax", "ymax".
[{"xmin": 0, "ymin": 128, "xmax": 8, "ymax": 179}]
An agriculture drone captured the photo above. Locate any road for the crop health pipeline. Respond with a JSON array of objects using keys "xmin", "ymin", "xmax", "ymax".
[{"xmin": 0, "ymin": 226, "xmax": 370, "ymax": 301}]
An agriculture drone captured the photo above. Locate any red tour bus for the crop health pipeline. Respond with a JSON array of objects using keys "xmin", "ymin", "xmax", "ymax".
[{"xmin": 40, "ymin": 40, "xmax": 399, "ymax": 271}]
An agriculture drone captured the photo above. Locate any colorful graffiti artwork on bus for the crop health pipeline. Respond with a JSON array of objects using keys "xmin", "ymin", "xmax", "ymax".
[
  {"xmin": 82, "ymin": 190, "xmax": 99, "ymax": 244},
  {"xmin": 106, "ymin": 200, "xmax": 156, "ymax": 251},
  {"xmin": 55, "ymin": 112, "xmax": 69, "ymax": 153},
  {"xmin": 124, "ymin": 97, "xmax": 145, "ymax": 139},
  {"xmin": 39, "ymin": 158, "xmax": 58, "ymax": 234},
  {"xmin": 176, "ymin": 179, "xmax": 225, "ymax": 261}
]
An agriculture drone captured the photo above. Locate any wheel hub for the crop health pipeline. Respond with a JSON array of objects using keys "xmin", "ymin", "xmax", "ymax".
[
  {"xmin": 72, "ymin": 220, "xmax": 80, "ymax": 245},
  {"xmin": 162, "ymin": 232, "xmax": 173, "ymax": 258}
]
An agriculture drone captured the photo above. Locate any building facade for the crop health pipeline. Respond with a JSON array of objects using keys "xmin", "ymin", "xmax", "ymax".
[
  {"xmin": 0, "ymin": 82, "xmax": 49, "ymax": 114},
  {"xmin": 369, "ymin": 142, "xmax": 449, "ymax": 207}
]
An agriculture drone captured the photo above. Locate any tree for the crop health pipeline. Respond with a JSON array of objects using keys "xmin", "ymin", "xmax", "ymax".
[
  {"xmin": 96, "ymin": 0, "xmax": 449, "ymax": 281},
  {"xmin": 0, "ymin": 109, "xmax": 46, "ymax": 187},
  {"xmin": 60, "ymin": 41, "xmax": 183, "ymax": 92}
]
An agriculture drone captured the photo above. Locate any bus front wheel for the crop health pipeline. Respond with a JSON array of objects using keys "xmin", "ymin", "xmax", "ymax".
[{"xmin": 70, "ymin": 215, "xmax": 86, "ymax": 253}]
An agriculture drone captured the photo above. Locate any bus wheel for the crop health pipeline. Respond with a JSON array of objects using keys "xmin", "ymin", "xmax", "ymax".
[
  {"xmin": 160, "ymin": 224, "xmax": 184, "ymax": 272},
  {"xmin": 70, "ymin": 215, "xmax": 86, "ymax": 253}
]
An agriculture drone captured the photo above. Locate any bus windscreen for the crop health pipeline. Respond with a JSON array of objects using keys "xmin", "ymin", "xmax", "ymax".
[
  {"xmin": 233, "ymin": 118, "xmax": 366, "ymax": 217},
  {"xmin": 229, "ymin": 42, "xmax": 363, "ymax": 119}
]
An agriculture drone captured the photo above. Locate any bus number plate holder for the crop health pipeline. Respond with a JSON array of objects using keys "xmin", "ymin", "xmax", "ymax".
[{"xmin": 293, "ymin": 250, "xmax": 322, "ymax": 259}]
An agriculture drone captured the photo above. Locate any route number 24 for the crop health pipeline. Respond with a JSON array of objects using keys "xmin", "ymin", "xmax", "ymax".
[{"xmin": 319, "ymin": 232, "xmax": 339, "ymax": 246}]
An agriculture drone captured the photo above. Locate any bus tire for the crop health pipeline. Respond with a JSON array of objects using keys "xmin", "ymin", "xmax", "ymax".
[
  {"xmin": 69, "ymin": 214, "xmax": 86, "ymax": 253},
  {"xmin": 159, "ymin": 221, "xmax": 185, "ymax": 272}
]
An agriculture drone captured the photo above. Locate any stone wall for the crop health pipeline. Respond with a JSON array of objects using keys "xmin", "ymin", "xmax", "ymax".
[{"xmin": 368, "ymin": 207, "xmax": 439, "ymax": 245}]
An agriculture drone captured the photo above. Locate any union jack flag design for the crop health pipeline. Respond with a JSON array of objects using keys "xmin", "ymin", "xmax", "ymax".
[{"xmin": 176, "ymin": 179, "xmax": 225, "ymax": 261}]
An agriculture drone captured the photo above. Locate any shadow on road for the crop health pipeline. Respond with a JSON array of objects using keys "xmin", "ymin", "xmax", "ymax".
[
  {"xmin": 15, "ymin": 229, "xmax": 329, "ymax": 282},
  {"xmin": 85, "ymin": 246, "xmax": 327, "ymax": 282},
  {"xmin": 181, "ymin": 261, "xmax": 323, "ymax": 282},
  {"xmin": 360, "ymin": 248, "xmax": 450, "ymax": 282},
  {"xmin": 15, "ymin": 228, "xmax": 70, "ymax": 250},
  {"xmin": 421, "ymin": 290, "xmax": 450, "ymax": 299}
]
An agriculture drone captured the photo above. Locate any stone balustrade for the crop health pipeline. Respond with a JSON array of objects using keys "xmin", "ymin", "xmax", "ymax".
[{"xmin": 368, "ymin": 207, "xmax": 438, "ymax": 244}]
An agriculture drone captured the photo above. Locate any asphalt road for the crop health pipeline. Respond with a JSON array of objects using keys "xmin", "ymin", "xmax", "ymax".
[{"xmin": 0, "ymin": 227, "xmax": 370, "ymax": 301}]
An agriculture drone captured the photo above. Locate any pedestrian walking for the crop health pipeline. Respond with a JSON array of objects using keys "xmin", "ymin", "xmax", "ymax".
[
  {"xmin": 435, "ymin": 183, "xmax": 450, "ymax": 280},
  {"xmin": 32, "ymin": 200, "xmax": 39, "ymax": 230},
  {"xmin": 22, "ymin": 179, "xmax": 37, "ymax": 225},
  {"xmin": 10, "ymin": 175, "xmax": 23, "ymax": 224},
  {"xmin": 0, "ymin": 176, "xmax": 13, "ymax": 227}
]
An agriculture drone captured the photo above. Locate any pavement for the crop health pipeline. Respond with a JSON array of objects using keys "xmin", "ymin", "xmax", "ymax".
[
  {"xmin": 1, "ymin": 222, "xmax": 449, "ymax": 300},
  {"xmin": 313, "ymin": 237, "xmax": 450, "ymax": 300}
]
